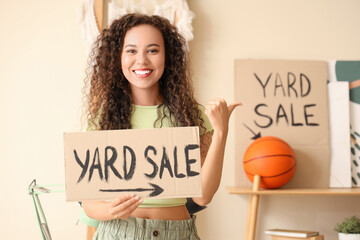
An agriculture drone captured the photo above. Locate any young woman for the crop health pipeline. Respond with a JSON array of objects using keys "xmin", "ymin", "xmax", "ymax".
[{"xmin": 81, "ymin": 13, "xmax": 241, "ymax": 240}]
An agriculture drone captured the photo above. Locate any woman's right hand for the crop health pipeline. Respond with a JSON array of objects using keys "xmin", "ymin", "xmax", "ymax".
[{"xmin": 107, "ymin": 194, "xmax": 143, "ymax": 219}]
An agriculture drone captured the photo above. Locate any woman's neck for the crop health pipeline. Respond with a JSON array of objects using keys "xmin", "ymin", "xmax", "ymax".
[{"xmin": 131, "ymin": 88, "xmax": 163, "ymax": 106}]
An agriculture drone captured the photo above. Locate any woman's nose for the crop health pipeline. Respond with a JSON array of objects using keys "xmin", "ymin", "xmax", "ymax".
[{"xmin": 136, "ymin": 52, "xmax": 149, "ymax": 65}]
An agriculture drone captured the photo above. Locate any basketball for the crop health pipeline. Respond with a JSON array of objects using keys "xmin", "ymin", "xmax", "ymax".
[{"xmin": 243, "ymin": 136, "xmax": 296, "ymax": 189}]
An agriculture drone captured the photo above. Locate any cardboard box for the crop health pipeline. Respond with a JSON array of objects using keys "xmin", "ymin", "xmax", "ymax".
[{"xmin": 64, "ymin": 127, "xmax": 202, "ymax": 201}]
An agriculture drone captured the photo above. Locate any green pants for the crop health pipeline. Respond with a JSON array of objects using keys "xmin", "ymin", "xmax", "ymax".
[{"xmin": 93, "ymin": 215, "xmax": 200, "ymax": 240}]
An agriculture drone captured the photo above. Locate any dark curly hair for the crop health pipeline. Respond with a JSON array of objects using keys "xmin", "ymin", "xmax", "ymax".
[{"xmin": 83, "ymin": 13, "xmax": 204, "ymax": 132}]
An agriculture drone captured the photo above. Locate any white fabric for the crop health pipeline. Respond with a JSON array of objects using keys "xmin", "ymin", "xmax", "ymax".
[
  {"xmin": 78, "ymin": 0, "xmax": 194, "ymax": 54},
  {"xmin": 78, "ymin": 0, "xmax": 101, "ymax": 54}
]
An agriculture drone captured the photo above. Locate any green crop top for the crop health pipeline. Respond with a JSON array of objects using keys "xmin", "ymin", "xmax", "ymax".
[{"xmin": 80, "ymin": 104, "xmax": 213, "ymax": 227}]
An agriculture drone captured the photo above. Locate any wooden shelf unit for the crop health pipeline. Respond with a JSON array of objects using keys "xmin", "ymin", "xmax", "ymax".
[{"xmin": 227, "ymin": 176, "xmax": 360, "ymax": 240}]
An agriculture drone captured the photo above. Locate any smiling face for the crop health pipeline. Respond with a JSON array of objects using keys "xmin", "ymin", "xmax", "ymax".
[{"xmin": 121, "ymin": 24, "xmax": 165, "ymax": 103}]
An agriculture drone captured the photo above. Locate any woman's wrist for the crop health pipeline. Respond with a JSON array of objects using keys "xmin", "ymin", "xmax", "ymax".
[{"xmin": 212, "ymin": 128, "xmax": 228, "ymax": 140}]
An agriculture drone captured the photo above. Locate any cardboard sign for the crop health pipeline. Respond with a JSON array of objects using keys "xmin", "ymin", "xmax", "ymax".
[
  {"xmin": 234, "ymin": 59, "xmax": 330, "ymax": 188},
  {"xmin": 64, "ymin": 127, "xmax": 201, "ymax": 201}
]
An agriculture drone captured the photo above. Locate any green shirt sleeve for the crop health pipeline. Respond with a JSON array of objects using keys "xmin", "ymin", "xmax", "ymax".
[
  {"xmin": 198, "ymin": 105, "xmax": 213, "ymax": 135},
  {"xmin": 79, "ymin": 207, "xmax": 99, "ymax": 228}
]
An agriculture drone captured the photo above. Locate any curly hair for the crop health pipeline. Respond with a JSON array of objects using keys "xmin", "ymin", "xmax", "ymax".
[{"xmin": 83, "ymin": 13, "xmax": 204, "ymax": 132}]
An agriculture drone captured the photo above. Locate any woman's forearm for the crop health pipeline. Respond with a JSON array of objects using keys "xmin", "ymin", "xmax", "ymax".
[
  {"xmin": 193, "ymin": 130, "xmax": 227, "ymax": 206},
  {"xmin": 83, "ymin": 201, "xmax": 113, "ymax": 221}
]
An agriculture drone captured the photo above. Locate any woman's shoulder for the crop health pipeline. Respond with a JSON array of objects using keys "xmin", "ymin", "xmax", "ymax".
[{"xmin": 197, "ymin": 104, "xmax": 205, "ymax": 111}]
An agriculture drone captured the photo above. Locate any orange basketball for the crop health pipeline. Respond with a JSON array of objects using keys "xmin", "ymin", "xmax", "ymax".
[{"xmin": 243, "ymin": 136, "xmax": 296, "ymax": 189}]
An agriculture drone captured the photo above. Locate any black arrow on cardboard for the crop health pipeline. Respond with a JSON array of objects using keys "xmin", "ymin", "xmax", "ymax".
[
  {"xmin": 99, "ymin": 183, "xmax": 164, "ymax": 197},
  {"xmin": 243, "ymin": 123, "xmax": 261, "ymax": 140}
]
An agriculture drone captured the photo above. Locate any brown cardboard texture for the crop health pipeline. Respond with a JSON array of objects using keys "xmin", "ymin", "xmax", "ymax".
[
  {"xmin": 64, "ymin": 127, "xmax": 202, "ymax": 202},
  {"xmin": 234, "ymin": 59, "xmax": 330, "ymax": 188}
]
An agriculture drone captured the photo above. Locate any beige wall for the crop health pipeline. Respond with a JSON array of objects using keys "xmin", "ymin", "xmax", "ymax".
[
  {"xmin": 188, "ymin": 1, "xmax": 360, "ymax": 240},
  {"xmin": 0, "ymin": 0, "xmax": 86, "ymax": 239},
  {"xmin": 1, "ymin": 0, "xmax": 359, "ymax": 239}
]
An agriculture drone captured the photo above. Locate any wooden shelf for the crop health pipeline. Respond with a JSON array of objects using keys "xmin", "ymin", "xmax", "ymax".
[
  {"xmin": 228, "ymin": 184, "xmax": 360, "ymax": 240},
  {"xmin": 226, "ymin": 187, "xmax": 360, "ymax": 196}
]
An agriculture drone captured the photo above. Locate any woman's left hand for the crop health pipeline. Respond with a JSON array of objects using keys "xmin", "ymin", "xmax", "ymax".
[{"xmin": 204, "ymin": 99, "xmax": 242, "ymax": 136}]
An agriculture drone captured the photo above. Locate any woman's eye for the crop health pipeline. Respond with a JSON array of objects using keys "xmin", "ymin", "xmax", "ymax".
[
  {"xmin": 148, "ymin": 49, "xmax": 159, "ymax": 54},
  {"xmin": 126, "ymin": 49, "xmax": 136, "ymax": 53}
]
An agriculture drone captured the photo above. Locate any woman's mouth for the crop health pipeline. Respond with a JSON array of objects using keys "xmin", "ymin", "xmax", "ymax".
[{"xmin": 133, "ymin": 69, "xmax": 153, "ymax": 78}]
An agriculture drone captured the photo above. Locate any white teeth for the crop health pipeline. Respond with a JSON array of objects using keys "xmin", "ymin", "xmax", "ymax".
[{"xmin": 134, "ymin": 70, "xmax": 152, "ymax": 75}]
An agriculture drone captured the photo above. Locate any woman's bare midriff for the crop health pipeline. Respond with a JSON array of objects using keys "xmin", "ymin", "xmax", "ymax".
[{"xmin": 131, "ymin": 205, "xmax": 190, "ymax": 220}]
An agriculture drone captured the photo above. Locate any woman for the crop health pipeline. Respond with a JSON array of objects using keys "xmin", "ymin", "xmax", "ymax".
[{"xmin": 81, "ymin": 13, "xmax": 240, "ymax": 240}]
